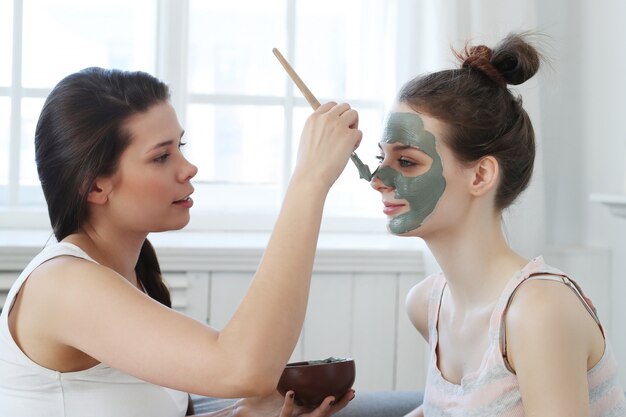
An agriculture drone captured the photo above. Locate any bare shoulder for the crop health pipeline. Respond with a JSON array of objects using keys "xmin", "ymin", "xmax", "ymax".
[
  {"xmin": 505, "ymin": 277, "xmax": 604, "ymax": 372},
  {"xmin": 30, "ymin": 251, "xmax": 182, "ymax": 323},
  {"xmin": 506, "ymin": 278, "xmax": 598, "ymax": 338},
  {"xmin": 25, "ymin": 254, "xmax": 132, "ymax": 303},
  {"xmin": 12, "ymin": 255, "xmax": 143, "ymax": 368},
  {"xmin": 504, "ymin": 277, "xmax": 605, "ymax": 415},
  {"xmin": 405, "ymin": 274, "xmax": 439, "ymax": 341},
  {"xmin": 18, "ymin": 255, "xmax": 139, "ymax": 334},
  {"xmin": 20, "ymin": 253, "xmax": 168, "ymax": 344}
]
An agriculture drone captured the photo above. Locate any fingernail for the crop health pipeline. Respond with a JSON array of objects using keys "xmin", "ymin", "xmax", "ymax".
[{"xmin": 288, "ymin": 392, "xmax": 294, "ymax": 399}]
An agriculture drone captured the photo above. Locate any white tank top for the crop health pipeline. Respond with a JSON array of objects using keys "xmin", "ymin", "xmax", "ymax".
[{"xmin": 0, "ymin": 242, "xmax": 189, "ymax": 417}]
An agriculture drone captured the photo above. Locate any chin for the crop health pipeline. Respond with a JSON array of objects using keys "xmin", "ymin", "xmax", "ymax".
[
  {"xmin": 387, "ymin": 217, "xmax": 423, "ymax": 237},
  {"xmin": 151, "ymin": 218, "xmax": 190, "ymax": 233},
  {"xmin": 388, "ymin": 227, "xmax": 421, "ymax": 238},
  {"xmin": 172, "ymin": 212, "xmax": 192, "ymax": 228},
  {"xmin": 170, "ymin": 218, "xmax": 191, "ymax": 231}
]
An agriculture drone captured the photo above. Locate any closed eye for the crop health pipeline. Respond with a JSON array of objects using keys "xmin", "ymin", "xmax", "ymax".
[
  {"xmin": 154, "ymin": 153, "xmax": 170, "ymax": 163},
  {"xmin": 154, "ymin": 140, "xmax": 187, "ymax": 163}
]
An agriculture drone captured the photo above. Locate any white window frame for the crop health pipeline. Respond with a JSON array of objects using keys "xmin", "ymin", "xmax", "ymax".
[
  {"xmin": 1, "ymin": 0, "xmax": 411, "ymax": 234},
  {"xmin": 7, "ymin": 0, "xmax": 23, "ymax": 208}
]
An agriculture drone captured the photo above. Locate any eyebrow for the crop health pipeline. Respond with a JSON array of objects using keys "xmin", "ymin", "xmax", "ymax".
[
  {"xmin": 378, "ymin": 143, "xmax": 421, "ymax": 151},
  {"xmin": 147, "ymin": 130, "xmax": 185, "ymax": 153}
]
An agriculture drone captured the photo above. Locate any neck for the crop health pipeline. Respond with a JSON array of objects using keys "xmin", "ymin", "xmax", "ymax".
[
  {"xmin": 64, "ymin": 221, "xmax": 146, "ymax": 286},
  {"xmin": 425, "ymin": 214, "xmax": 527, "ymax": 310}
]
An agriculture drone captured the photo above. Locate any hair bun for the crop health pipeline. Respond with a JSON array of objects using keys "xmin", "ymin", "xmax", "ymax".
[
  {"xmin": 457, "ymin": 32, "xmax": 541, "ymax": 87},
  {"xmin": 461, "ymin": 45, "xmax": 507, "ymax": 87},
  {"xmin": 491, "ymin": 33, "xmax": 541, "ymax": 85}
]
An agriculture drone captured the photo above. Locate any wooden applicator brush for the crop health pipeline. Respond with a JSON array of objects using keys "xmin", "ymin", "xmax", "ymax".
[{"xmin": 272, "ymin": 48, "xmax": 373, "ymax": 181}]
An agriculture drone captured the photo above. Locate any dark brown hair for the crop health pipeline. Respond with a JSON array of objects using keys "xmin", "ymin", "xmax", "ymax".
[
  {"xmin": 399, "ymin": 33, "xmax": 542, "ymax": 209},
  {"xmin": 35, "ymin": 67, "xmax": 172, "ymax": 307}
]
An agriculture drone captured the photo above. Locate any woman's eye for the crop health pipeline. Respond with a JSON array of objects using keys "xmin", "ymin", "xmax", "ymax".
[
  {"xmin": 154, "ymin": 153, "xmax": 170, "ymax": 163},
  {"xmin": 178, "ymin": 141, "xmax": 187, "ymax": 149},
  {"xmin": 398, "ymin": 157, "xmax": 416, "ymax": 168}
]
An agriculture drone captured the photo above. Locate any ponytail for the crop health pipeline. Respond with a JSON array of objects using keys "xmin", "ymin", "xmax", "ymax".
[{"xmin": 135, "ymin": 239, "xmax": 171, "ymax": 308}]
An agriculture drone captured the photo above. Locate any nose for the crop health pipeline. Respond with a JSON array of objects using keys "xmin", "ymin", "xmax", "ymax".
[
  {"xmin": 370, "ymin": 168, "xmax": 393, "ymax": 192},
  {"xmin": 180, "ymin": 158, "xmax": 198, "ymax": 182}
]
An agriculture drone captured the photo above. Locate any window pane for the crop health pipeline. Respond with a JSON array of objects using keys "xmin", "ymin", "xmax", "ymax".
[
  {"xmin": 188, "ymin": 0, "xmax": 286, "ymax": 95},
  {"xmin": 0, "ymin": 98, "xmax": 9, "ymax": 187},
  {"xmin": 292, "ymin": 105, "xmax": 384, "ymax": 216},
  {"xmin": 21, "ymin": 98, "xmax": 44, "ymax": 185},
  {"xmin": 22, "ymin": 0, "xmax": 157, "ymax": 88},
  {"xmin": 0, "ymin": 96, "xmax": 7, "ymax": 206},
  {"xmin": 18, "ymin": 185, "xmax": 45, "ymax": 207},
  {"xmin": 186, "ymin": 104, "xmax": 284, "ymax": 184},
  {"xmin": 190, "ymin": 183, "xmax": 280, "ymax": 213},
  {"xmin": 295, "ymin": 0, "xmax": 387, "ymax": 101},
  {"xmin": 0, "ymin": 0, "xmax": 12, "ymax": 85}
]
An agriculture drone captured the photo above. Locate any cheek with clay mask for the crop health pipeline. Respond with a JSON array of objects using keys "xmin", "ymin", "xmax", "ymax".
[{"xmin": 374, "ymin": 112, "xmax": 446, "ymax": 234}]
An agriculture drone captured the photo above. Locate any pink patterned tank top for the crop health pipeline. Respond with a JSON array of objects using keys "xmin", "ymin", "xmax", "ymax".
[{"xmin": 422, "ymin": 257, "xmax": 626, "ymax": 416}]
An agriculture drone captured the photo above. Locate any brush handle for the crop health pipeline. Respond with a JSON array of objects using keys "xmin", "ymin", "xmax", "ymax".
[
  {"xmin": 272, "ymin": 48, "xmax": 373, "ymax": 181},
  {"xmin": 272, "ymin": 48, "xmax": 321, "ymax": 109}
]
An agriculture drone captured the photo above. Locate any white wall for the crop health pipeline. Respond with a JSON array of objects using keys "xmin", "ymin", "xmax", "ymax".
[
  {"xmin": 535, "ymin": 0, "xmax": 626, "ymax": 385},
  {"xmin": 578, "ymin": 0, "xmax": 626, "ymax": 385}
]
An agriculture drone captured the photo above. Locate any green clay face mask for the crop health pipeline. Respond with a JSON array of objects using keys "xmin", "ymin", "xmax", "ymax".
[{"xmin": 374, "ymin": 112, "xmax": 446, "ymax": 234}]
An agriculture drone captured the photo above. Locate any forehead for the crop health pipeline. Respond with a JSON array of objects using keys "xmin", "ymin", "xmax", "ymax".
[
  {"xmin": 123, "ymin": 101, "xmax": 182, "ymax": 149},
  {"xmin": 381, "ymin": 112, "xmax": 439, "ymax": 159},
  {"xmin": 387, "ymin": 102, "xmax": 449, "ymax": 142},
  {"xmin": 392, "ymin": 101, "xmax": 415, "ymax": 114}
]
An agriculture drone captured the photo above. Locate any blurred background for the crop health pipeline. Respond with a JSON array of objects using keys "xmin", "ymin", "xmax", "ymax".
[{"xmin": 1, "ymin": 0, "xmax": 626, "ymax": 388}]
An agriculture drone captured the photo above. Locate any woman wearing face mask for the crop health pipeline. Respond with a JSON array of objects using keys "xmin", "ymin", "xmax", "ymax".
[
  {"xmin": 0, "ymin": 67, "xmax": 360, "ymax": 417},
  {"xmin": 371, "ymin": 33, "xmax": 626, "ymax": 416}
]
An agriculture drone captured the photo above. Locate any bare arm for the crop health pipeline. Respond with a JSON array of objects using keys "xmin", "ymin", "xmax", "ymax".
[
  {"xmin": 402, "ymin": 277, "xmax": 434, "ymax": 417},
  {"xmin": 505, "ymin": 280, "xmax": 604, "ymax": 417},
  {"xmin": 20, "ymin": 102, "xmax": 362, "ymax": 398},
  {"xmin": 214, "ymin": 103, "xmax": 362, "ymax": 394},
  {"xmin": 405, "ymin": 274, "xmax": 437, "ymax": 341}
]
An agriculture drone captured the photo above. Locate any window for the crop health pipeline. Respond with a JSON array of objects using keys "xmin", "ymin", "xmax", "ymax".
[
  {"xmin": 1, "ymin": 0, "xmax": 13, "ymax": 205},
  {"xmin": 1, "ymin": 0, "xmax": 157, "ymax": 212},
  {"xmin": 1, "ymin": 0, "xmax": 396, "ymax": 231}
]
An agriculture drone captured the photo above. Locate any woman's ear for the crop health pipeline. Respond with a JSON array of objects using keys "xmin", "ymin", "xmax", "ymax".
[
  {"xmin": 469, "ymin": 156, "xmax": 499, "ymax": 197},
  {"xmin": 86, "ymin": 177, "xmax": 112, "ymax": 205}
]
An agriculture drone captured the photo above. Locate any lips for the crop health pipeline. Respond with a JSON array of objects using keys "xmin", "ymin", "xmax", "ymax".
[
  {"xmin": 173, "ymin": 189, "xmax": 194, "ymax": 204},
  {"xmin": 172, "ymin": 196, "xmax": 194, "ymax": 209},
  {"xmin": 382, "ymin": 201, "xmax": 405, "ymax": 215},
  {"xmin": 173, "ymin": 190, "xmax": 194, "ymax": 208}
]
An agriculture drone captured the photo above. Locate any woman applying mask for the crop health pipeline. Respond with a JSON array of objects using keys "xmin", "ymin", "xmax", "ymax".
[
  {"xmin": 0, "ymin": 67, "xmax": 359, "ymax": 417},
  {"xmin": 371, "ymin": 34, "xmax": 626, "ymax": 416}
]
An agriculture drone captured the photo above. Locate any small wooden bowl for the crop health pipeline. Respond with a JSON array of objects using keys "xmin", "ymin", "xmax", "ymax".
[{"xmin": 276, "ymin": 357, "xmax": 356, "ymax": 408}]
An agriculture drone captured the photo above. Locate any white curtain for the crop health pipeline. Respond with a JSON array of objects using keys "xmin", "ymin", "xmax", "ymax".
[{"xmin": 390, "ymin": 0, "xmax": 546, "ymax": 258}]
